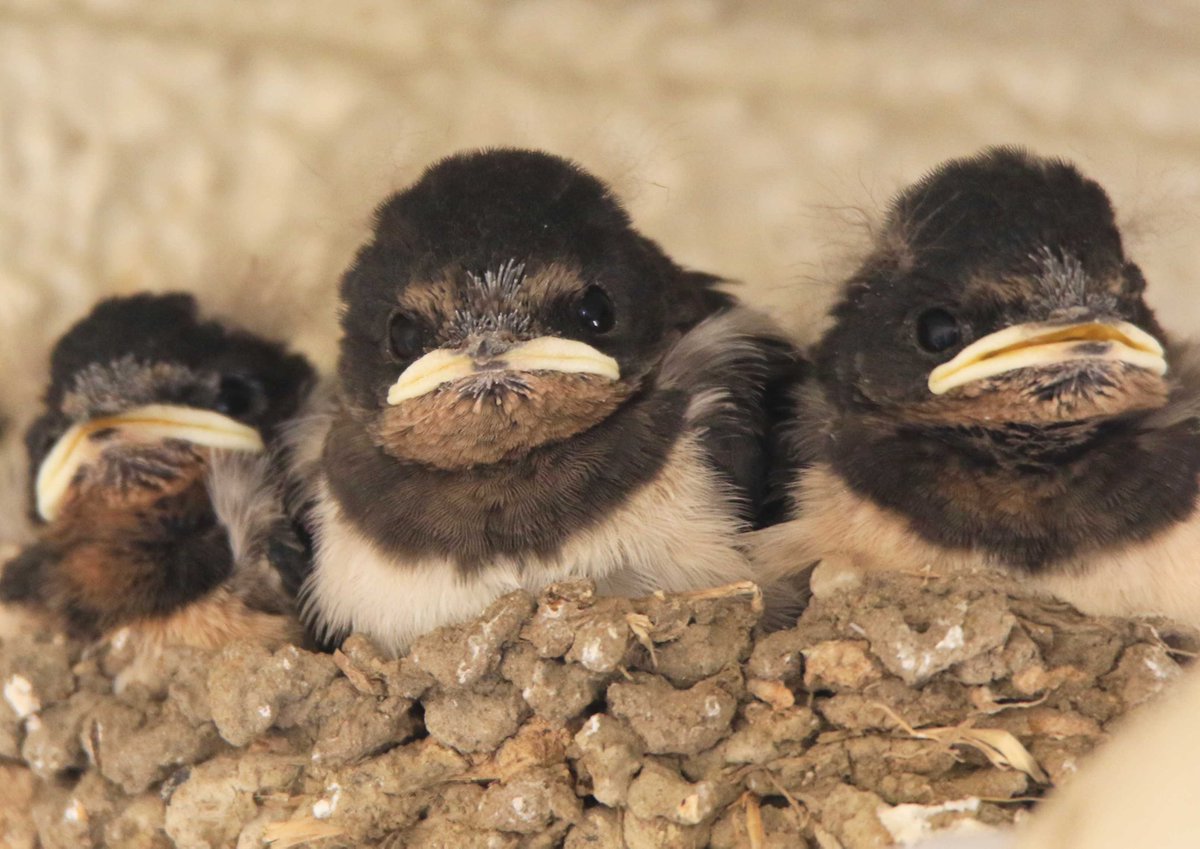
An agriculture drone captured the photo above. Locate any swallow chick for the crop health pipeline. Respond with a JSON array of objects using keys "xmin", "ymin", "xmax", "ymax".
[
  {"xmin": 754, "ymin": 147, "xmax": 1200, "ymax": 625},
  {"xmin": 0, "ymin": 292, "xmax": 315, "ymax": 654},
  {"xmin": 292, "ymin": 148, "xmax": 799, "ymax": 655}
]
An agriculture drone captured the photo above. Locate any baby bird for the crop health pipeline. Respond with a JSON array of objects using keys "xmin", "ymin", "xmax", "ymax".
[
  {"xmin": 293, "ymin": 148, "xmax": 798, "ymax": 655},
  {"xmin": 755, "ymin": 147, "xmax": 1200, "ymax": 626},
  {"xmin": 0, "ymin": 292, "xmax": 314, "ymax": 651}
]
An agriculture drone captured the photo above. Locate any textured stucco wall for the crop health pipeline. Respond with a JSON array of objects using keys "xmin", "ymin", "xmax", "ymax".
[{"xmin": 2, "ymin": 0, "xmax": 1199, "ymax": 537}]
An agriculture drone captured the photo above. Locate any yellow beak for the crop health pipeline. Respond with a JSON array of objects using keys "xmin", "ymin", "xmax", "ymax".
[
  {"xmin": 386, "ymin": 336, "xmax": 621, "ymax": 406},
  {"xmin": 35, "ymin": 404, "xmax": 264, "ymax": 522},
  {"xmin": 928, "ymin": 320, "xmax": 1167, "ymax": 396}
]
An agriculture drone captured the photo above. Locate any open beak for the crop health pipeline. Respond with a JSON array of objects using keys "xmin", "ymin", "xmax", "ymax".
[
  {"xmin": 928, "ymin": 320, "xmax": 1167, "ymax": 396},
  {"xmin": 386, "ymin": 336, "xmax": 620, "ymax": 406},
  {"xmin": 35, "ymin": 403, "xmax": 264, "ymax": 522}
]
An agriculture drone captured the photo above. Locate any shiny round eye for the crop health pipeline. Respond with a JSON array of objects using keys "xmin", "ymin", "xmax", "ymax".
[
  {"xmin": 576, "ymin": 286, "xmax": 615, "ymax": 335},
  {"xmin": 215, "ymin": 375, "xmax": 261, "ymax": 418},
  {"xmin": 387, "ymin": 311, "xmax": 425, "ymax": 360},
  {"xmin": 37, "ymin": 429, "xmax": 60, "ymax": 456},
  {"xmin": 916, "ymin": 308, "xmax": 961, "ymax": 353}
]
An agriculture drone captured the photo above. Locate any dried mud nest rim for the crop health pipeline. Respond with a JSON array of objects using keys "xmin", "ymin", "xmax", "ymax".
[{"xmin": 0, "ymin": 566, "xmax": 1195, "ymax": 849}]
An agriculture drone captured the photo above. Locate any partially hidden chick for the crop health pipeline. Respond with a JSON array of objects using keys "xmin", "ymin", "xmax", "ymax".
[
  {"xmin": 292, "ymin": 148, "xmax": 801, "ymax": 655},
  {"xmin": 0, "ymin": 292, "xmax": 315, "ymax": 653},
  {"xmin": 755, "ymin": 147, "xmax": 1200, "ymax": 625}
]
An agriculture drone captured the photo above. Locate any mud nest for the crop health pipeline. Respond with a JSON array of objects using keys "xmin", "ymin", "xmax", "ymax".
[{"xmin": 1, "ymin": 564, "xmax": 1195, "ymax": 849}]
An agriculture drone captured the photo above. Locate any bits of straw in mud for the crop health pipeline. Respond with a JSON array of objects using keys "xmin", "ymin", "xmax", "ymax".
[{"xmin": 2, "ymin": 567, "xmax": 1195, "ymax": 848}]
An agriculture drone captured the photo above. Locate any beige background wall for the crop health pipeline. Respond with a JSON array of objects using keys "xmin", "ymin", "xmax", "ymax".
[{"xmin": 2, "ymin": 0, "xmax": 1199, "ymax": 537}]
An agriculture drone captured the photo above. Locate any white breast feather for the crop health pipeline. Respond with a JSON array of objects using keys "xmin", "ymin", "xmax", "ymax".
[
  {"xmin": 751, "ymin": 462, "xmax": 1200, "ymax": 628},
  {"xmin": 304, "ymin": 433, "xmax": 752, "ymax": 656}
]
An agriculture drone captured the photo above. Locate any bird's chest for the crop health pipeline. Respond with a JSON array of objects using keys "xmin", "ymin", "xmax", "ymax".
[
  {"xmin": 1031, "ymin": 509, "xmax": 1200, "ymax": 626},
  {"xmin": 306, "ymin": 433, "xmax": 752, "ymax": 655},
  {"xmin": 773, "ymin": 463, "xmax": 1200, "ymax": 626}
]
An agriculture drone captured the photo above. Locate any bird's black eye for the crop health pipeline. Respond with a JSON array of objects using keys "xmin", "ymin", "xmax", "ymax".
[
  {"xmin": 576, "ymin": 286, "xmax": 615, "ymax": 335},
  {"xmin": 37, "ymin": 430, "xmax": 60, "ymax": 456},
  {"xmin": 387, "ymin": 311, "xmax": 426, "ymax": 361},
  {"xmin": 916, "ymin": 308, "xmax": 962, "ymax": 353},
  {"xmin": 215, "ymin": 375, "xmax": 261, "ymax": 418}
]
